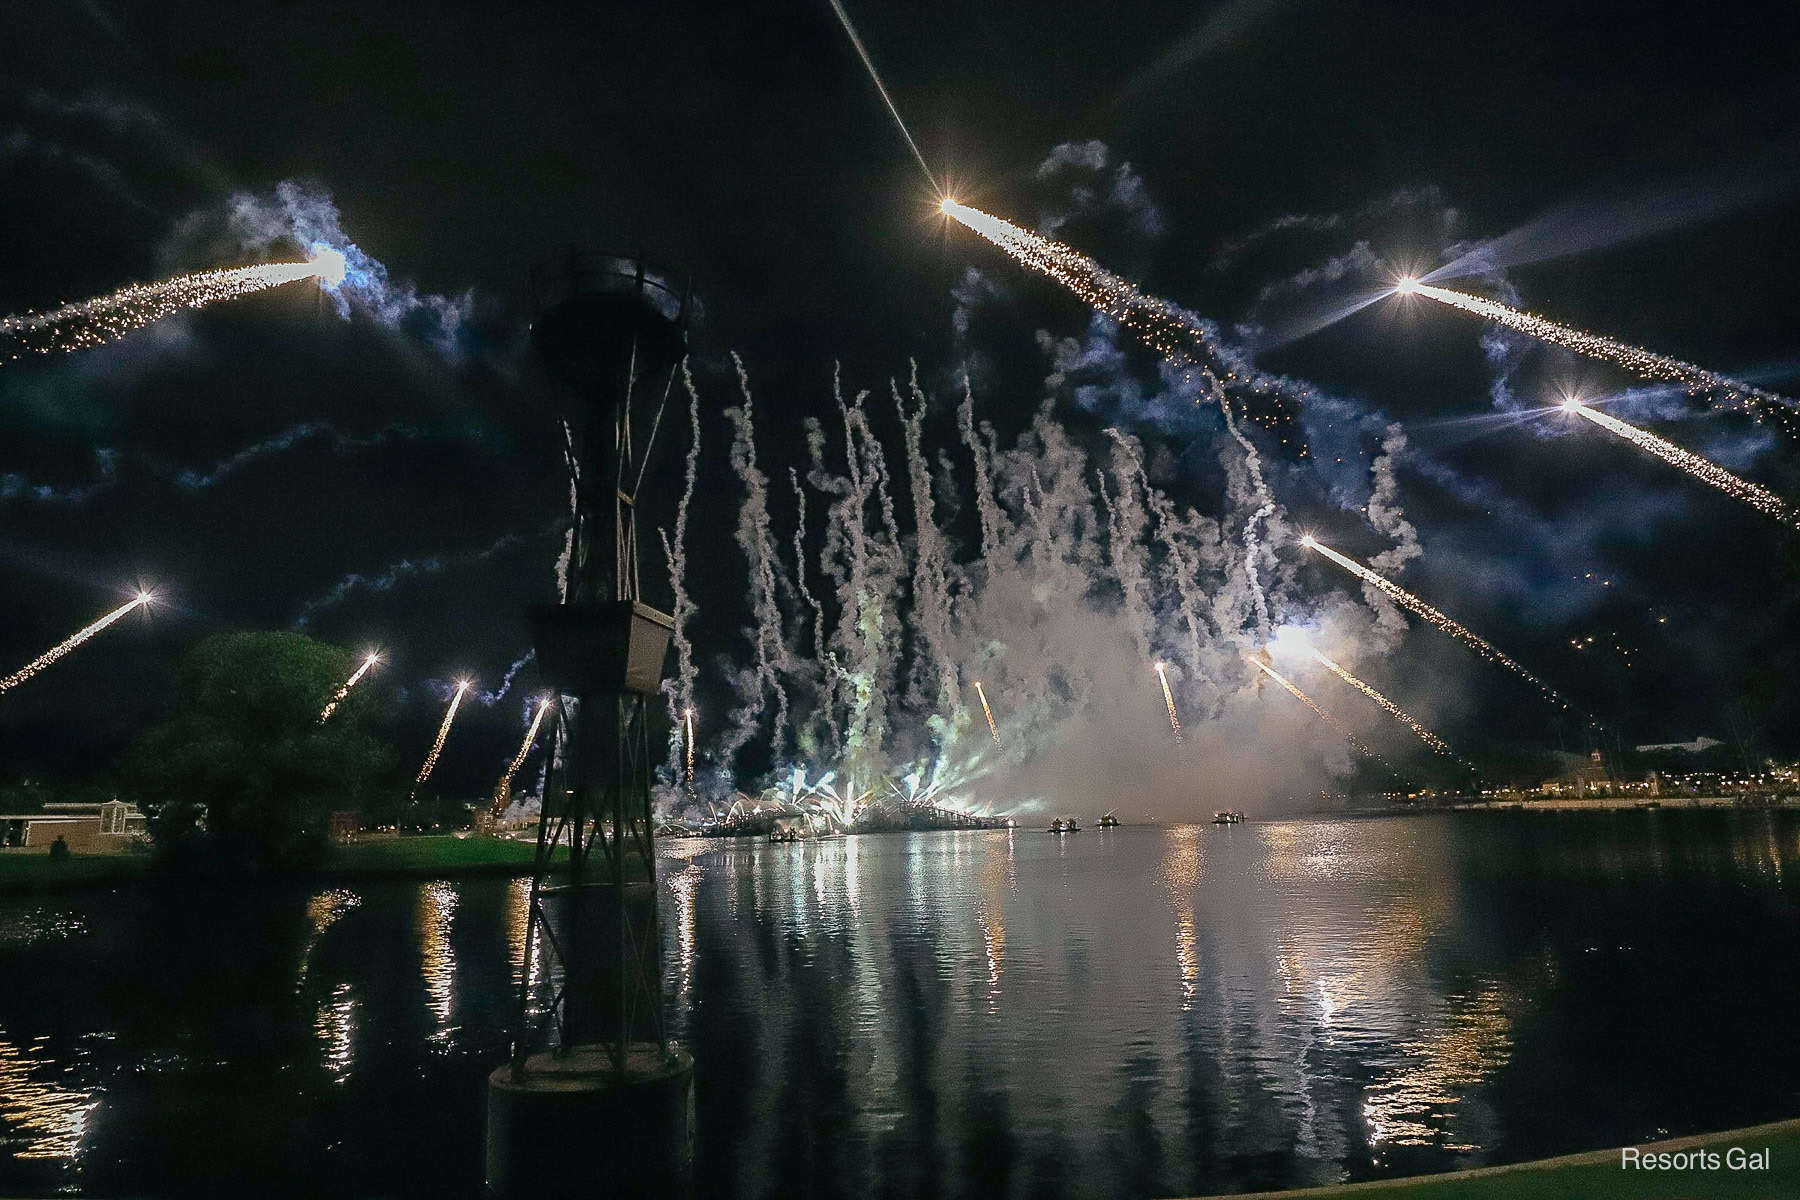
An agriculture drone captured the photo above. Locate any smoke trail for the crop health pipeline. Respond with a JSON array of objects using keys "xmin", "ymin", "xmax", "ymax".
[
  {"xmin": 660, "ymin": 363, "xmax": 703, "ymax": 785},
  {"xmin": 957, "ymin": 377, "xmax": 1007, "ymax": 563},
  {"xmin": 1309, "ymin": 650, "xmax": 1464, "ymax": 764},
  {"xmin": 897, "ymin": 366, "xmax": 960, "ymax": 720},
  {"xmin": 1407, "ymin": 281, "xmax": 1799, "ymax": 435},
  {"xmin": 554, "ymin": 419, "xmax": 579, "ymax": 602},
  {"xmin": 293, "ymin": 528, "xmax": 530, "ymax": 629},
  {"xmin": 0, "ymin": 448, "xmax": 118, "ymax": 508},
  {"xmin": 478, "ymin": 651, "xmax": 534, "ymax": 705},
  {"xmin": 716, "ymin": 356, "xmax": 792, "ymax": 770},
  {"xmin": 173, "ymin": 421, "xmax": 416, "ymax": 491},
  {"xmin": 1565, "ymin": 399, "xmax": 1800, "ymax": 529},
  {"xmin": 1, "ymin": 593, "xmax": 150, "ymax": 693},
  {"xmin": 2, "ymin": 257, "xmax": 339, "ymax": 363},
  {"xmin": 1303, "ymin": 536, "xmax": 1577, "ymax": 714},
  {"xmin": 789, "ymin": 467, "xmax": 842, "ymax": 752},
  {"xmin": 1097, "ymin": 448, "xmax": 1155, "ymax": 661}
]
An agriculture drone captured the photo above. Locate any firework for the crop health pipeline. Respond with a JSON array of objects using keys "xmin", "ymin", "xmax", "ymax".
[
  {"xmin": 412, "ymin": 681, "xmax": 470, "ymax": 797},
  {"xmin": 826, "ymin": 0, "xmax": 940, "ymax": 193},
  {"xmin": 1403, "ymin": 280, "xmax": 1799, "ymax": 434},
  {"xmin": 973, "ymin": 680, "xmax": 1001, "ymax": 747},
  {"xmin": 1251, "ymin": 658, "xmax": 1386, "ymax": 768},
  {"xmin": 1302, "ymin": 535, "xmax": 1575, "ymax": 713},
  {"xmin": 492, "ymin": 696, "xmax": 552, "ymax": 812},
  {"xmin": 1, "ymin": 592, "xmax": 151, "ymax": 694},
  {"xmin": 942, "ymin": 200, "xmax": 1283, "ymax": 628},
  {"xmin": 684, "ymin": 706, "xmax": 696, "ymax": 788},
  {"xmin": 319, "ymin": 651, "xmax": 381, "ymax": 723},
  {"xmin": 1309, "ymin": 649, "xmax": 1467, "ymax": 766},
  {"xmin": 1563, "ymin": 399, "xmax": 1800, "ymax": 529},
  {"xmin": 2, "ymin": 251, "xmax": 344, "ymax": 364},
  {"xmin": 1154, "ymin": 661, "xmax": 1184, "ymax": 742}
]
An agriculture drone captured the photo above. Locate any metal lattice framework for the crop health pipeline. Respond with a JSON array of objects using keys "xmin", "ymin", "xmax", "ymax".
[{"xmin": 512, "ymin": 249, "xmax": 689, "ymax": 1074}]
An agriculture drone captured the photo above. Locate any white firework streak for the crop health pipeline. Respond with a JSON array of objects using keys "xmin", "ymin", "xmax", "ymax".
[
  {"xmin": 412, "ymin": 684, "xmax": 469, "ymax": 795},
  {"xmin": 973, "ymin": 681, "xmax": 1001, "ymax": 747},
  {"xmin": 1252, "ymin": 658, "xmax": 1388, "ymax": 769},
  {"xmin": 2, "ymin": 259, "xmax": 338, "ymax": 363},
  {"xmin": 1567, "ymin": 401, "xmax": 1800, "ymax": 530},
  {"xmin": 1412, "ymin": 283, "xmax": 1799, "ymax": 434},
  {"xmin": 1310, "ymin": 650, "xmax": 1464, "ymax": 764},
  {"xmin": 319, "ymin": 654, "xmax": 379, "ymax": 722},
  {"xmin": 1, "ymin": 595, "xmax": 148, "ymax": 693},
  {"xmin": 942, "ymin": 200, "xmax": 1278, "ymax": 633},
  {"xmin": 1304, "ymin": 537, "xmax": 1575, "ymax": 713},
  {"xmin": 492, "ymin": 698, "xmax": 551, "ymax": 808},
  {"xmin": 1154, "ymin": 662, "xmax": 1184, "ymax": 742}
]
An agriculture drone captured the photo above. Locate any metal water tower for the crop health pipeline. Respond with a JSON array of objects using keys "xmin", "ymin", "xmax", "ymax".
[{"xmin": 486, "ymin": 249, "xmax": 695, "ymax": 1200}]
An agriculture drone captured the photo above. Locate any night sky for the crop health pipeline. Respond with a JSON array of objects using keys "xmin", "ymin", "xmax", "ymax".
[{"xmin": 4, "ymin": 0, "xmax": 1799, "ymax": 799}]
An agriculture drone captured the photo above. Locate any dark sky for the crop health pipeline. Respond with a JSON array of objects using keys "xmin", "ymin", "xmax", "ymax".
[{"xmin": 3, "ymin": 0, "xmax": 1799, "ymax": 797}]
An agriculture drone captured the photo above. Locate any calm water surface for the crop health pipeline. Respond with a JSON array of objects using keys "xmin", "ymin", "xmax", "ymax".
[{"xmin": 3, "ymin": 812, "xmax": 1799, "ymax": 1197}]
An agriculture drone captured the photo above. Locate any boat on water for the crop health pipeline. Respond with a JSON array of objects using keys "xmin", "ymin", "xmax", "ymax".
[
  {"xmin": 1211, "ymin": 810, "xmax": 1246, "ymax": 825},
  {"xmin": 1097, "ymin": 811, "xmax": 1120, "ymax": 828},
  {"xmin": 1048, "ymin": 817, "xmax": 1081, "ymax": 834}
]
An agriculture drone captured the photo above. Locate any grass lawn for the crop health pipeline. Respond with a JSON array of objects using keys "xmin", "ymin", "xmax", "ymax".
[
  {"xmin": 0, "ymin": 851, "xmax": 151, "ymax": 891},
  {"xmin": 1174, "ymin": 1119, "xmax": 1800, "ymax": 1200}
]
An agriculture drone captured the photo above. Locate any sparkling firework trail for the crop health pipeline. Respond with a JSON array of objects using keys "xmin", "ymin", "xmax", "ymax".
[
  {"xmin": 1, "ymin": 592, "xmax": 151, "ymax": 694},
  {"xmin": 412, "ymin": 681, "xmax": 470, "ymax": 797},
  {"xmin": 973, "ymin": 680, "xmax": 1001, "ymax": 747},
  {"xmin": 1302, "ymin": 535, "xmax": 1575, "ymax": 713},
  {"xmin": 492, "ymin": 697, "xmax": 552, "ymax": 809},
  {"xmin": 1309, "ymin": 649, "xmax": 1466, "ymax": 765},
  {"xmin": 1154, "ymin": 661, "xmax": 1184, "ymax": 742},
  {"xmin": 942, "ymin": 200, "xmax": 1280, "ymax": 631},
  {"xmin": 319, "ymin": 652, "xmax": 380, "ymax": 723},
  {"xmin": 1563, "ymin": 399, "xmax": 1800, "ymax": 530},
  {"xmin": 1404, "ymin": 280, "xmax": 1799, "ymax": 434},
  {"xmin": 684, "ymin": 706, "xmax": 696, "ymax": 788},
  {"xmin": 2, "ymin": 253, "xmax": 346, "ymax": 363},
  {"xmin": 1251, "ymin": 658, "xmax": 1386, "ymax": 768},
  {"xmin": 825, "ymin": 0, "xmax": 941, "ymax": 194}
]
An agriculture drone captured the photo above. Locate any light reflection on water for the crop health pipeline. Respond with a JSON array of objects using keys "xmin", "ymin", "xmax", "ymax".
[{"xmin": 0, "ymin": 812, "xmax": 1797, "ymax": 1198}]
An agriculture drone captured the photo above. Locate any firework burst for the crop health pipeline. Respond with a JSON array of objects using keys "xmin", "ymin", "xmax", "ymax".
[
  {"xmin": 972, "ymin": 680, "xmax": 1001, "ymax": 747},
  {"xmin": 1154, "ymin": 661, "xmax": 1184, "ymax": 742},
  {"xmin": 491, "ymin": 697, "xmax": 552, "ymax": 811},
  {"xmin": 1309, "ymin": 649, "xmax": 1468, "ymax": 767},
  {"xmin": 1251, "ymin": 658, "xmax": 1390, "ymax": 771}
]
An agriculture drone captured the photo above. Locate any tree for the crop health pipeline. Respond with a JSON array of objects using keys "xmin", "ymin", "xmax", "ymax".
[{"xmin": 127, "ymin": 632, "xmax": 399, "ymax": 872}]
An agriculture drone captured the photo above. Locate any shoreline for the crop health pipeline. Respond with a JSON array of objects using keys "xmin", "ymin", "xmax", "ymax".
[{"xmin": 1168, "ymin": 1116, "xmax": 1800, "ymax": 1200}]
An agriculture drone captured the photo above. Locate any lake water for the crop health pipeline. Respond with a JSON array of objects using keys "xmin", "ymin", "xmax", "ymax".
[{"xmin": 3, "ymin": 812, "xmax": 1799, "ymax": 1197}]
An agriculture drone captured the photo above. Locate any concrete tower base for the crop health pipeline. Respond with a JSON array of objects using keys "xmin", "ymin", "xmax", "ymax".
[{"xmin": 485, "ymin": 1043, "xmax": 695, "ymax": 1200}]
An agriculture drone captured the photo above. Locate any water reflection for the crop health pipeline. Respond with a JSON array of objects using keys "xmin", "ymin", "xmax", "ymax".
[
  {"xmin": 0, "ymin": 814, "xmax": 1796, "ymax": 1198},
  {"xmin": 417, "ymin": 881, "xmax": 459, "ymax": 1040},
  {"xmin": 0, "ymin": 1032, "xmax": 95, "ymax": 1161}
]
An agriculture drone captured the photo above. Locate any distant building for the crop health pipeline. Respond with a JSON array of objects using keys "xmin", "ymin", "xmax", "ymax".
[
  {"xmin": 1635, "ymin": 736, "xmax": 1724, "ymax": 754},
  {"xmin": 0, "ymin": 799, "xmax": 146, "ymax": 854},
  {"xmin": 327, "ymin": 810, "xmax": 362, "ymax": 845}
]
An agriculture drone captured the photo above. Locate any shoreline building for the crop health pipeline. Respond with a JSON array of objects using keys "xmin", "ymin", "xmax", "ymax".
[{"xmin": 0, "ymin": 798, "xmax": 146, "ymax": 853}]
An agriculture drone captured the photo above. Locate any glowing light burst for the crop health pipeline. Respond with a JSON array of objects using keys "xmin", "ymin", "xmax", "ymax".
[
  {"xmin": 1408, "ymin": 282, "xmax": 1799, "ymax": 434},
  {"xmin": 1309, "ymin": 649, "xmax": 1467, "ymax": 766},
  {"xmin": 1251, "ymin": 658, "xmax": 1388, "ymax": 770},
  {"xmin": 492, "ymin": 697, "xmax": 552, "ymax": 810},
  {"xmin": 2, "ymin": 256, "xmax": 340, "ymax": 363},
  {"xmin": 319, "ymin": 651, "xmax": 380, "ymax": 723},
  {"xmin": 1302, "ymin": 535, "xmax": 1575, "ymax": 713},
  {"xmin": 1, "ymin": 593, "xmax": 151, "ymax": 694},
  {"xmin": 972, "ymin": 680, "xmax": 1002, "ymax": 747},
  {"xmin": 1154, "ymin": 661, "xmax": 1184, "ymax": 742},
  {"xmin": 412, "ymin": 681, "xmax": 470, "ymax": 797},
  {"xmin": 1564, "ymin": 399, "xmax": 1800, "ymax": 530}
]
